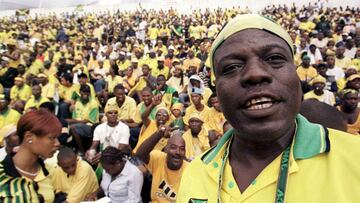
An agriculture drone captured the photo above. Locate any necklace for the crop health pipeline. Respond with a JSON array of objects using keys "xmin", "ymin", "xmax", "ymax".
[{"xmin": 15, "ymin": 165, "xmax": 39, "ymax": 177}]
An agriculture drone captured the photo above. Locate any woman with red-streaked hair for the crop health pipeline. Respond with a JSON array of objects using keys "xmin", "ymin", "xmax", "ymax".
[{"xmin": 0, "ymin": 109, "xmax": 62, "ymax": 203}]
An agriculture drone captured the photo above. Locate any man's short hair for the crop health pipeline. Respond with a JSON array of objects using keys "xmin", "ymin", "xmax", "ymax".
[{"xmin": 80, "ymin": 84, "xmax": 91, "ymax": 93}]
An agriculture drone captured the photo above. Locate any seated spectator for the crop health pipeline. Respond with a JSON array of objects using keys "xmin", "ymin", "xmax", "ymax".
[
  {"xmin": 52, "ymin": 147, "xmax": 99, "ymax": 203},
  {"xmin": 0, "ymin": 94, "xmax": 21, "ymax": 129},
  {"xmin": 87, "ymin": 146, "xmax": 143, "ymax": 202},
  {"xmin": 338, "ymin": 89, "xmax": 360, "ymax": 135},
  {"xmin": 85, "ymin": 103, "xmax": 130, "ymax": 164},
  {"xmin": 183, "ymin": 87, "xmax": 210, "ymax": 126},
  {"xmin": 24, "ymin": 84, "xmax": 49, "ymax": 112},
  {"xmin": 136, "ymin": 127, "xmax": 188, "ymax": 202},
  {"xmin": 206, "ymin": 93, "xmax": 226, "ymax": 134},
  {"xmin": 68, "ymin": 85, "xmax": 99, "ymax": 154},
  {"xmin": 182, "ymin": 113, "xmax": 210, "ymax": 160},
  {"xmin": 170, "ymin": 102, "xmax": 185, "ymax": 131},
  {"xmin": 10, "ymin": 76, "xmax": 32, "ymax": 104},
  {"xmin": 153, "ymin": 74, "xmax": 179, "ymax": 109},
  {"xmin": 304, "ymin": 76, "xmax": 335, "ymax": 106}
]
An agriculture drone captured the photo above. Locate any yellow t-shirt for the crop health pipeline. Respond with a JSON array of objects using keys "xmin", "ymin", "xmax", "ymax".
[
  {"xmin": 72, "ymin": 99, "xmax": 99, "ymax": 123},
  {"xmin": 296, "ymin": 66, "xmax": 318, "ymax": 82},
  {"xmin": 152, "ymin": 66, "xmax": 170, "ymax": 79},
  {"xmin": 27, "ymin": 164, "xmax": 55, "ymax": 203},
  {"xmin": 104, "ymin": 96, "xmax": 136, "ymax": 121},
  {"xmin": 335, "ymin": 57, "xmax": 352, "ymax": 70},
  {"xmin": 117, "ymin": 59, "xmax": 131, "ymax": 72},
  {"xmin": 182, "ymin": 127, "xmax": 210, "ymax": 160},
  {"xmin": 177, "ymin": 115, "xmax": 360, "ymax": 203},
  {"xmin": 41, "ymin": 83, "xmax": 56, "ymax": 100},
  {"xmin": 105, "ymin": 75, "xmax": 123, "ymax": 93},
  {"xmin": 10, "ymin": 84, "xmax": 32, "ymax": 101},
  {"xmin": 133, "ymin": 120, "xmax": 169, "ymax": 153},
  {"xmin": 166, "ymin": 76, "xmax": 189, "ymax": 93},
  {"xmin": 148, "ymin": 27, "xmax": 159, "ymax": 40},
  {"xmin": 0, "ymin": 108, "xmax": 21, "ymax": 129},
  {"xmin": 58, "ymin": 85, "xmax": 77, "ymax": 101},
  {"xmin": 206, "ymin": 107, "xmax": 226, "ymax": 134},
  {"xmin": 24, "ymin": 96, "xmax": 50, "ymax": 111},
  {"xmin": 52, "ymin": 159, "xmax": 99, "ymax": 203},
  {"xmin": 183, "ymin": 105, "xmax": 211, "ymax": 125},
  {"xmin": 147, "ymin": 150, "xmax": 188, "ymax": 203}
]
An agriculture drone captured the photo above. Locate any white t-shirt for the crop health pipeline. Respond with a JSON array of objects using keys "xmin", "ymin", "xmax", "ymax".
[
  {"xmin": 326, "ymin": 66, "xmax": 345, "ymax": 81},
  {"xmin": 93, "ymin": 122, "xmax": 130, "ymax": 150}
]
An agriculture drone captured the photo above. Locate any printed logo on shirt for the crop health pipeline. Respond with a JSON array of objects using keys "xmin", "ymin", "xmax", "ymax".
[
  {"xmin": 188, "ymin": 198, "xmax": 208, "ymax": 203},
  {"xmin": 155, "ymin": 180, "xmax": 176, "ymax": 201}
]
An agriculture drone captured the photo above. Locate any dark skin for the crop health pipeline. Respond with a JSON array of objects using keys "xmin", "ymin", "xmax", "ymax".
[
  {"xmin": 340, "ymin": 92, "xmax": 359, "ymax": 125},
  {"xmin": 313, "ymin": 82, "xmax": 325, "ymax": 96},
  {"xmin": 214, "ymin": 29, "xmax": 302, "ymax": 192}
]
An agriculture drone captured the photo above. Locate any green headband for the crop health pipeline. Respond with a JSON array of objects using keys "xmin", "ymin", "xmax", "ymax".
[{"xmin": 209, "ymin": 14, "xmax": 294, "ymax": 81}]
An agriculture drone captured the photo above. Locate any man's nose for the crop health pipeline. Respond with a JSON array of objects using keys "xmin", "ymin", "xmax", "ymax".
[{"xmin": 240, "ymin": 58, "xmax": 272, "ymax": 88}]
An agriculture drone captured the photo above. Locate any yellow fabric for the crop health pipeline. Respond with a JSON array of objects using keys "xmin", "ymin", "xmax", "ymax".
[
  {"xmin": 117, "ymin": 59, "xmax": 131, "ymax": 71},
  {"xmin": 52, "ymin": 159, "xmax": 99, "ymax": 203},
  {"xmin": 105, "ymin": 96, "xmax": 136, "ymax": 120},
  {"xmin": 73, "ymin": 99, "xmax": 99, "ymax": 123},
  {"xmin": 183, "ymin": 127, "xmax": 210, "ymax": 160},
  {"xmin": 346, "ymin": 113, "xmax": 360, "ymax": 135},
  {"xmin": 296, "ymin": 66, "xmax": 318, "ymax": 82},
  {"xmin": 206, "ymin": 107, "xmax": 226, "ymax": 134},
  {"xmin": 129, "ymin": 77, "xmax": 148, "ymax": 96},
  {"xmin": 147, "ymin": 150, "xmax": 188, "ymax": 203},
  {"xmin": 183, "ymin": 104, "xmax": 211, "ymax": 125},
  {"xmin": 10, "ymin": 84, "xmax": 32, "ymax": 101},
  {"xmin": 122, "ymin": 74, "xmax": 137, "ymax": 91},
  {"xmin": 183, "ymin": 58, "xmax": 202, "ymax": 72},
  {"xmin": 166, "ymin": 76, "xmax": 189, "ymax": 93},
  {"xmin": 58, "ymin": 85, "xmax": 77, "ymax": 101},
  {"xmin": 105, "ymin": 75, "xmax": 123, "ymax": 93},
  {"xmin": 209, "ymin": 14, "xmax": 294, "ymax": 82},
  {"xmin": 304, "ymin": 91, "xmax": 335, "ymax": 106},
  {"xmin": 177, "ymin": 128, "xmax": 360, "ymax": 203},
  {"xmin": 24, "ymin": 165, "xmax": 55, "ymax": 203},
  {"xmin": 152, "ymin": 66, "xmax": 170, "ymax": 79},
  {"xmin": 351, "ymin": 58, "xmax": 360, "ymax": 71},
  {"xmin": 133, "ymin": 102, "xmax": 165, "ymax": 124},
  {"xmin": 0, "ymin": 108, "xmax": 21, "ymax": 129},
  {"xmin": 335, "ymin": 57, "xmax": 352, "ymax": 70},
  {"xmin": 41, "ymin": 83, "xmax": 56, "ymax": 99},
  {"xmin": 74, "ymin": 83, "xmax": 96, "ymax": 99},
  {"xmin": 148, "ymin": 27, "xmax": 159, "ymax": 40},
  {"xmin": 24, "ymin": 96, "xmax": 50, "ymax": 111},
  {"xmin": 133, "ymin": 120, "xmax": 169, "ymax": 153}
]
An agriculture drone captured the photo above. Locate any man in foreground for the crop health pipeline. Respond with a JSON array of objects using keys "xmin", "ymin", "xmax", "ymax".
[{"xmin": 177, "ymin": 14, "xmax": 360, "ymax": 203}]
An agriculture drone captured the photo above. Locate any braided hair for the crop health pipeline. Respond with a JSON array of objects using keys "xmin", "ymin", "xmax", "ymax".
[{"xmin": 100, "ymin": 146, "xmax": 127, "ymax": 165}]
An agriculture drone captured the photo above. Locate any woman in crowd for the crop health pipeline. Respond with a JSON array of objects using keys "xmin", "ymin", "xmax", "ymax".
[{"xmin": 0, "ymin": 109, "xmax": 62, "ymax": 202}]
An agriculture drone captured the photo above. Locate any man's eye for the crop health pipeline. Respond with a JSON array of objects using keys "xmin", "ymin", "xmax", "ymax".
[
  {"xmin": 266, "ymin": 55, "xmax": 286, "ymax": 65},
  {"xmin": 222, "ymin": 64, "xmax": 244, "ymax": 75}
]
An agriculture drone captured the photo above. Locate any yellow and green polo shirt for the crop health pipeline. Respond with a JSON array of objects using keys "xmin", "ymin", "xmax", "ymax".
[
  {"xmin": 72, "ymin": 99, "xmax": 99, "ymax": 124},
  {"xmin": 177, "ymin": 114, "xmax": 360, "ymax": 203},
  {"xmin": 10, "ymin": 84, "xmax": 32, "ymax": 101},
  {"xmin": 24, "ymin": 96, "xmax": 50, "ymax": 111}
]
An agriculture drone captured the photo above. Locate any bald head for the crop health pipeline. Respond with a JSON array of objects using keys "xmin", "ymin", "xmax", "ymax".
[
  {"xmin": 165, "ymin": 133, "xmax": 186, "ymax": 170},
  {"xmin": 57, "ymin": 147, "xmax": 77, "ymax": 176}
]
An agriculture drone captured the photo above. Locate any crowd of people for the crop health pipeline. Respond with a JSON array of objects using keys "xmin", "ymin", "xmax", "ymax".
[{"xmin": 0, "ymin": 1, "xmax": 359, "ymax": 202}]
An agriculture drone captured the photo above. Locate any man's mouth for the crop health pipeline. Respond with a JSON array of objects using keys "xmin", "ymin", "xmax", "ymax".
[{"xmin": 244, "ymin": 96, "xmax": 278, "ymax": 110}]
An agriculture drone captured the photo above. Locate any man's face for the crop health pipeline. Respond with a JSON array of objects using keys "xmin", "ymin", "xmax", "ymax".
[
  {"xmin": 142, "ymin": 65, "xmax": 150, "ymax": 76},
  {"xmin": 191, "ymin": 93, "xmax": 202, "ymax": 105},
  {"xmin": 0, "ymin": 99, "xmax": 7, "ymax": 111},
  {"xmin": 210, "ymin": 96, "xmax": 221, "ymax": 112},
  {"xmin": 326, "ymin": 56, "xmax": 335, "ymax": 66},
  {"xmin": 313, "ymin": 82, "xmax": 325, "ymax": 93},
  {"xmin": 302, "ymin": 58, "xmax": 311, "ymax": 66},
  {"xmin": 155, "ymin": 109, "xmax": 169, "ymax": 125},
  {"xmin": 156, "ymin": 76, "xmax": 166, "ymax": 89},
  {"xmin": 349, "ymin": 78, "xmax": 360, "ymax": 90},
  {"xmin": 78, "ymin": 77, "xmax": 87, "ymax": 85},
  {"xmin": 106, "ymin": 110, "xmax": 118, "ymax": 123},
  {"xmin": 343, "ymin": 92, "xmax": 359, "ymax": 111},
  {"xmin": 189, "ymin": 118, "xmax": 203, "ymax": 135},
  {"xmin": 58, "ymin": 156, "xmax": 77, "ymax": 176},
  {"xmin": 32, "ymin": 85, "xmax": 41, "ymax": 98},
  {"xmin": 14, "ymin": 80, "xmax": 23, "ymax": 87},
  {"xmin": 114, "ymin": 89, "xmax": 126, "ymax": 104},
  {"xmin": 165, "ymin": 136, "xmax": 185, "ymax": 170},
  {"xmin": 336, "ymin": 46, "xmax": 345, "ymax": 56},
  {"xmin": 141, "ymin": 90, "xmax": 153, "ymax": 106},
  {"xmin": 214, "ymin": 29, "xmax": 301, "ymax": 142},
  {"xmin": 188, "ymin": 51, "xmax": 194, "ymax": 58},
  {"xmin": 80, "ymin": 91, "xmax": 90, "ymax": 102}
]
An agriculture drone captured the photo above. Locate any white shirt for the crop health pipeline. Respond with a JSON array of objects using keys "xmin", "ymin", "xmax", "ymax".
[
  {"xmin": 93, "ymin": 122, "xmax": 130, "ymax": 150},
  {"xmin": 101, "ymin": 160, "xmax": 143, "ymax": 203},
  {"xmin": 326, "ymin": 66, "xmax": 345, "ymax": 81}
]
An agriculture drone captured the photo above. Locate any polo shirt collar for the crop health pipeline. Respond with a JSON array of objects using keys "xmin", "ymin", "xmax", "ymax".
[{"xmin": 202, "ymin": 114, "xmax": 331, "ymax": 164}]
